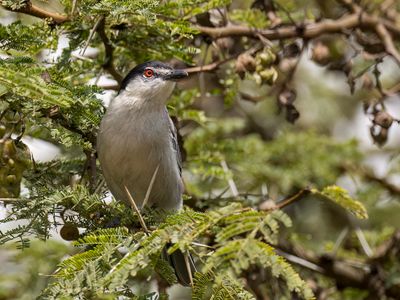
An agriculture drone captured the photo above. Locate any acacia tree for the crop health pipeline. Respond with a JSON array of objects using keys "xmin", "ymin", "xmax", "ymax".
[{"xmin": 1, "ymin": 0, "xmax": 400, "ymax": 299}]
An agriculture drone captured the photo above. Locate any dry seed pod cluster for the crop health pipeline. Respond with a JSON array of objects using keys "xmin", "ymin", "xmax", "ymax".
[
  {"xmin": 235, "ymin": 48, "xmax": 278, "ymax": 85},
  {"xmin": 0, "ymin": 122, "xmax": 31, "ymax": 198}
]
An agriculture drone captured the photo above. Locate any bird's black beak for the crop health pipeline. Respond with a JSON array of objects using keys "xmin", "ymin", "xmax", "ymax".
[{"xmin": 165, "ymin": 69, "xmax": 188, "ymax": 81}]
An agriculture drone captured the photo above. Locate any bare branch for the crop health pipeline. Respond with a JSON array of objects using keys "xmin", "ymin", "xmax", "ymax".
[
  {"xmin": 375, "ymin": 23, "xmax": 400, "ymax": 66},
  {"xmin": 97, "ymin": 17, "xmax": 123, "ymax": 84},
  {"xmin": 220, "ymin": 160, "xmax": 239, "ymax": 197},
  {"xmin": 275, "ymin": 188, "xmax": 311, "ymax": 210},
  {"xmin": 343, "ymin": 163, "xmax": 400, "ymax": 197},
  {"xmin": 185, "ymin": 57, "xmax": 233, "ymax": 74},
  {"xmin": 2, "ymin": 1, "xmax": 69, "ymax": 24},
  {"xmin": 196, "ymin": 13, "xmax": 400, "ymax": 41}
]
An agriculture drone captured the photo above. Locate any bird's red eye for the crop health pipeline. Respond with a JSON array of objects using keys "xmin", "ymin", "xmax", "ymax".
[{"xmin": 144, "ymin": 69, "xmax": 154, "ymax": 78}]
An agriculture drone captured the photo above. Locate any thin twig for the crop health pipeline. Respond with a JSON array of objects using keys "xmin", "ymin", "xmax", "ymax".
[
  {"xmin": 191, "ymin": 241, "xmax": 215, "ymax": 249},
  {"xmin": 333, "ymin": 227, "xmax": 349, "ymax": 255},
  {"xmin": 375, "ymin": 23, "xmax": 400, "ymax": 66},
  {"xmin": 220, "ymin": 160, "xmax": 239, "ymax": 197},
  {"xmin": 345, "ymin": 164, "xmax": 400, "ymax": 197},
  {"xmin": 80, "ymin": 16, "xmax": 103, "ymax": 56},
  {"xmin": 276, "ymin": 249, "xmax": 325, "ymax": 273},
  {"xmin": 94, "ymin": 178, "xmax": 105, "ymax": 195},
  {"xmin": 275, "ymin": 188, "xmax": 310, "ymax": 209},
  {"xmin": 212, "ymin": 186, "xmax": 230, "ymax": 199},
  {"xmin": 0, "ymin": 198, "xmax": 27, "ymax": 202},
  {"xmin": 70, "ymin": 0, "xmax": 78, "ymax": 18},
  {"xmin": 355, "ymin": 227, "xmax": 373, "ymax": 258},
  {"xmin": 196, "ymin": 13, "xmax": 400, "ymax": 40},
  {"xmin": 141, "ymin": 164, "xmax": 160, "ymax": 209},
  {"xmin": 183, "ymin": 251, "xmax": 194, "ymax": 286},
  {"xmin": 124, "ymin": 185, "xmax": 149, "ymax": 233},
  {"xmin": 198, "ymin": 44, "xmax": 209, "ymax": 97},
  {"xmin": 184, "ymin": 57, "xmax": 234, "ymax": 74},
  {"xmin": 97, "ymin": 17, "xmax": 123, "ymax": 84}
]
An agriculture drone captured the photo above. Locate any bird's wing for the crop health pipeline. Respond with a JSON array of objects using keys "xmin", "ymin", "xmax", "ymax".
[{"xmin": 167, "ymin": 110, "xmax": 182, "ymax": 176}]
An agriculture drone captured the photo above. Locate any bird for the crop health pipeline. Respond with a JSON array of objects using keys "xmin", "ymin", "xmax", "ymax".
[{"xmin": 97, "ymin": 61, "xmax": 195, "ymax": 286}]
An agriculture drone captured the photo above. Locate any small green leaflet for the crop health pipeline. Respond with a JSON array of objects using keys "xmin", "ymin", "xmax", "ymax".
[{"xmin": 312, "ymin": 185, "xmax": 368, "ymax": 219}]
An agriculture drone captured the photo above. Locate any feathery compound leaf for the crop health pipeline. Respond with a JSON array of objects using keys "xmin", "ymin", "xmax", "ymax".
[
  {"xmin": 211, "ymin": 274, "xmax": 255, "ymax": 300},
  {"xmin": 55, "ymin": 228, "xmax": 132, "ymax": 279},
  {"xmin": 154, "ymin": 257, "xmax": 178, "ymax": 285},
  {"xmin": 194, "ymin": 271, "xmax": 255, "ymax": 300},
  {"xmin": 0, "ymin": 21, "xmax": 56, "ymax": 51},
  {"xmin": 193, "ymin": 272, "xmax": 214, "ymax": 300},
  {"xmin": 312, "ymin": 185, "xmax": 368, "ymax": 219},
  {"xmin": 0, "ymin": 67, "xmax": 74, "ymax": 107},
  {"xmin": 216, "ymin": 209, "xmax": 292, "ymax": 244},
  {"xmin": 204, "ymin": 239, "xmax": 314, "ymax": 300},
  {"xmin": 74, "ymin": 227, "xmax": 130, "ymax": 246},
  {"xmin": 56, "ymin": 244, "xmax": 113, "ymax": 279},
  {"xmin": 103, "ymin": 230, "xmax": 170, "ymax": 290}
]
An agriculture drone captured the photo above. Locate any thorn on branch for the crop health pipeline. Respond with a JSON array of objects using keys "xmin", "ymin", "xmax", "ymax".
[{"xmin": 124, "ymin": 185, "xmax": 149, "ymax": 234}]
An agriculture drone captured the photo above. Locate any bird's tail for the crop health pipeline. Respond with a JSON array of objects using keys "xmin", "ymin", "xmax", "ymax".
[{"xmin": 162, "ymin": 246, "xmax": 197, "ymax": 286}]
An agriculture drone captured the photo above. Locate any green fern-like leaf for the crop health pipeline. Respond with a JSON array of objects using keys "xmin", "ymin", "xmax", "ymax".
[
  {"xmin": 216, "ymin": 209, "xmax": 292, "ymax": 244},
  {"xmin": 312, "ymin": 185, "xmax": 368, "ymax": 219},
  {"xmin": 204, "ymin": 239, "xmax": 314, "ymax": 300},
  {"xmin": 154, "ymin": 257, "xmax": 178, "ymax": 285},
  {"xmin": 211, "ymin": 274, "xmax": 255, "ymax": 300},
  {"xmin": 193, "ymin": 271, "xmax": 214, "ymax": 300},
  {"xmin": 0, "ymin": 67, "xmax": 74, "ymax": 107},
  {"xmin": 74, "ymin": 227, "xmax": 130, "ymax": 246}
]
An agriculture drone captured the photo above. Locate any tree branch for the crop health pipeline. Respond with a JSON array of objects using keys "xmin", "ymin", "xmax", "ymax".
[
  {"xmin": 362, "ymin": 169, "xmax": 400, "ymax": 196},
  {"xmin": 278, "ymin": 235, "xmax": 400, "ymax": 299},
  {"xmin": 343, "ymin": 164, "xmax": 400, "ymax": 197},
  {"xmin": 96, "ymin": 17, "xmax": 123, "ymax": 84},
  {"xmin": 375, "ymin": 23, "xmax": 400, "ymax": 66},
  {"xmin": 2, "ymin": 1, "xmax": 69, "ymax": 24},
  {"xmin": 185, "ymin": 57, "xmax": 233, "ymax": 74},
  {"xmin": 275, "ymin": 188, "xmax": 311, "ymax": 210},
  {"xmin": 196, "ymin": 13, "xmax": 400, "ymax": 41}
]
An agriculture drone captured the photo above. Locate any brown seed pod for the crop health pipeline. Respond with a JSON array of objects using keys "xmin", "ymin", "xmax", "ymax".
[
  {"xmin": 373, "ymin": 111, "xmax": 394, "ymax": 129},
  {"xmin": 279, "ymin": 57, "xmax": 297, "ymax": 73},
  {"xmin": 235, "ymin": 53, "xmax": 256, "ymax": 79},
  {"xmin": 214, "ymin": 37, "xmax": 234, "ymax": 52},
  {"xmin": 370, "ymin": 125, "xmax": 388, "ymax": 146},
  {"xmin": 60, "ymin": 223, "xmax": 80, "ymax": 241},
  {"xmin": 311, "ymin": 41, "xmax": 331, "ymax": 66}
]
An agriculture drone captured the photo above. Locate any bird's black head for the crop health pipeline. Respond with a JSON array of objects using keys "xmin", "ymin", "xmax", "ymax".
[{"xmin": 120, "ymin": 61, "xmax": 188, "ymax": 91}]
